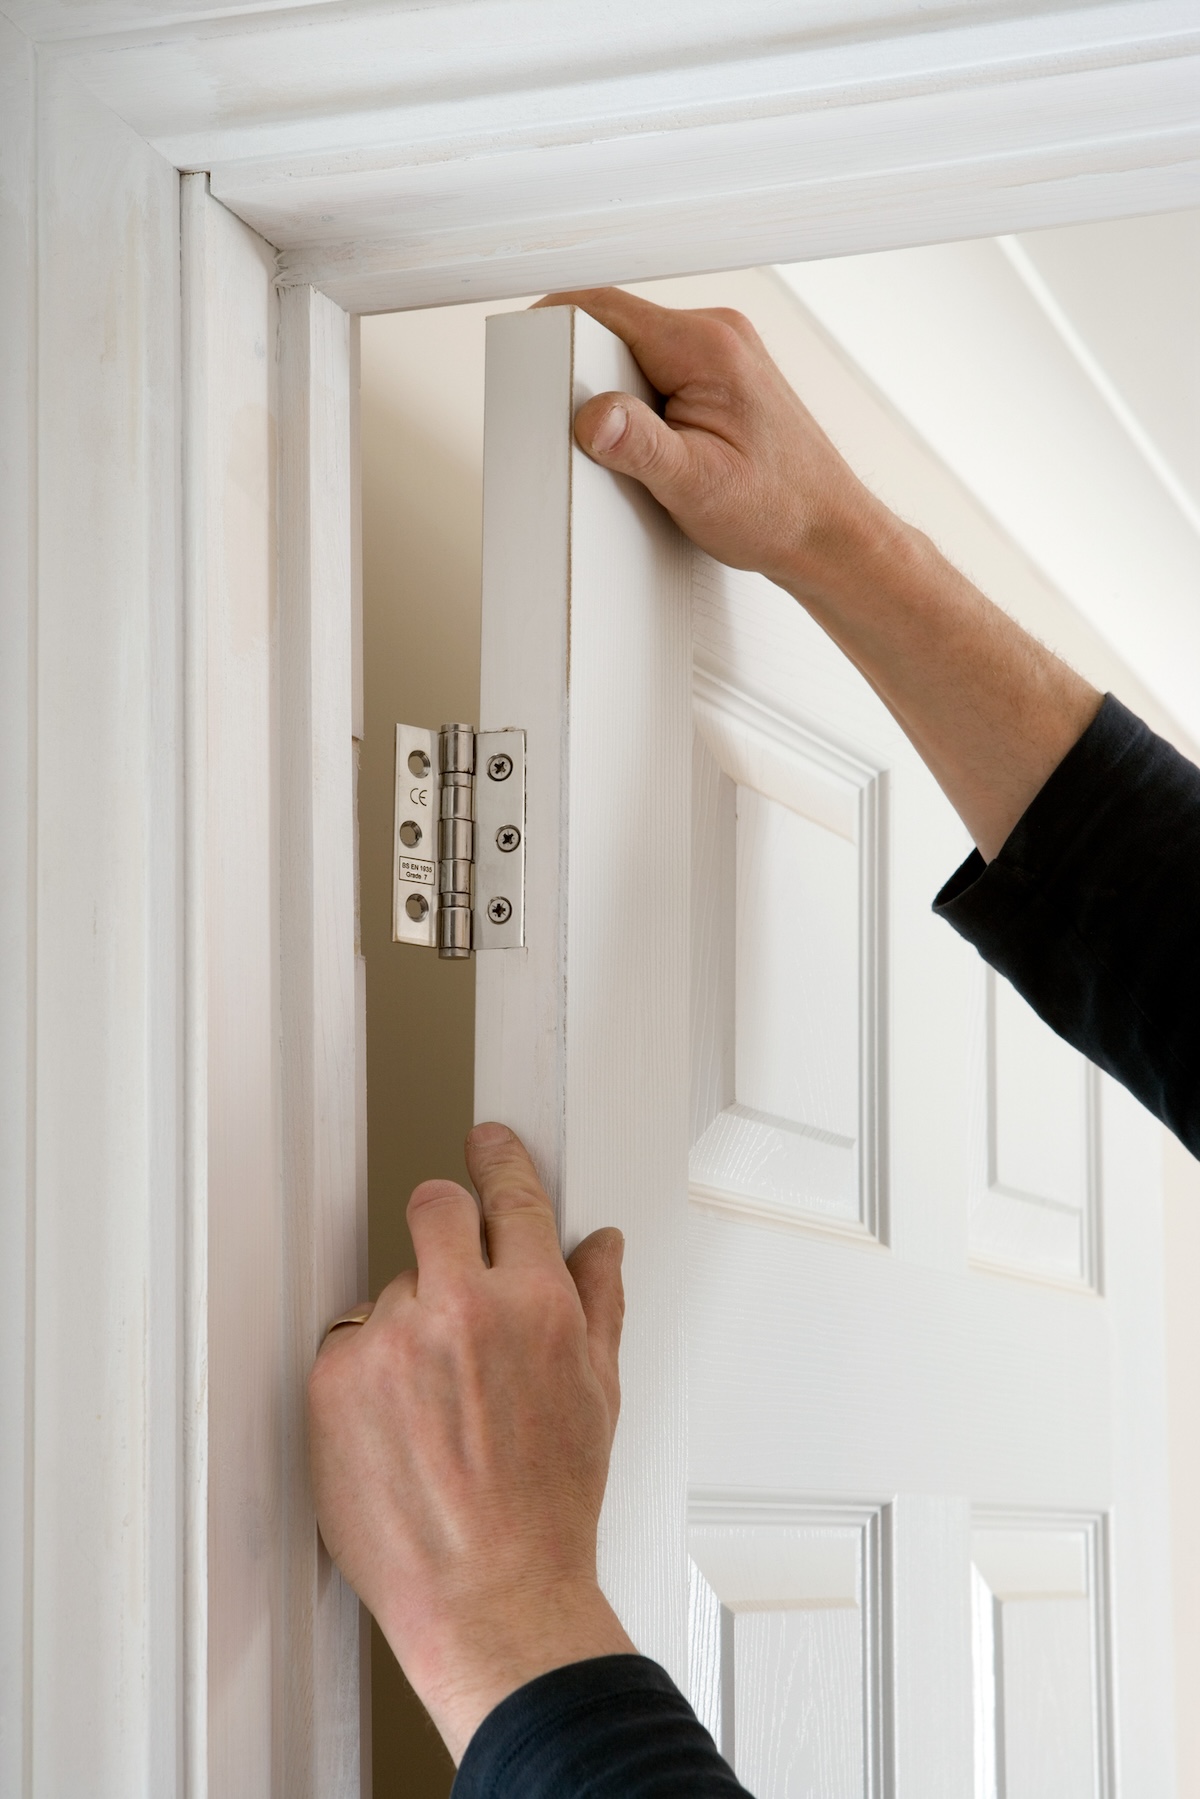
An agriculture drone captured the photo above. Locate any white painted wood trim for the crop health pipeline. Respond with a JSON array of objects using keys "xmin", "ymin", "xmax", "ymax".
[
  {"xmin": 182, "ymin": 176, "xmax": 363, "ymax": 1798},
  {"xmin": 28, "ymin": 0, "xmax": 1200, "ymax": 312},
  {"xmin": 183, "ymin": 175, "xmax": 285, "ymax": 1799},
  {"xmin": 180, "ymin": 169, "xmax": 214, "ymax": 1799},
  {"xmin": 23, "ymin": 62, "xmax": 183, "ymax": 1798},
  {"xmin": 277, "ymin": 277, "xmax": 365, "ymax": 1799},
  {"xmin": 1103, "ymin": 1077, "xmax": 1177, "ymax": 1793},
  {"xmin": 475, "ymin": 306, "xmax": 693, "ymax": 1682},
  {"xmin": 0, "ymin": 19, "xmax": 36, "ymax": 1797}
]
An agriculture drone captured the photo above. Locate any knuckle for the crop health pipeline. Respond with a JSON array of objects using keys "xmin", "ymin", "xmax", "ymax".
[
  {"xmin": 437, "ymin": 1278, "xmax": 488, "ymax": 1339},
  {"xmin": 708, "ymin": 306, "xmax": 754, "ymax": 340},
  {"xmin": 530, "ymin": 1273, "xmax": 582, "ymax": 1339},
  {"xmin": 626, "ymin": 417, "xmax": 676, "ymax": 481},
  {"xmin": 483, "ymin": 1173, "xmax": 550, "ymax": 1217},
  {"xmin": 700, "ymin": 311, "xmax": 754, "ymax": 362}
]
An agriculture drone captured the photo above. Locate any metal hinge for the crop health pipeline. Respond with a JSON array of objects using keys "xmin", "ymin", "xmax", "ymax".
[{"xmin": 392, "ymin": 722, "xmax": 526, "ymax": 958}]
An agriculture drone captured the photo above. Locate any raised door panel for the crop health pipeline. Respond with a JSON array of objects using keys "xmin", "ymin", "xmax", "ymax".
[
  {"xmin": 689, "ymin": 677, "xmax": 884, "ymax": 1238},
  {"xmin": 969, "ymin": 971, "xmax": 1098, "ymax": 1288},
  {"xmin": 689, "ymin": 1505, "xmax": 886, "ymax": 1799},
  {"xmin": 735, "ymin": 789, "xmax": 860, "ymax": 1207},
  {"xmin": 972, "ymin": 1517, "xmax": 1112, "ymax": 1799}
]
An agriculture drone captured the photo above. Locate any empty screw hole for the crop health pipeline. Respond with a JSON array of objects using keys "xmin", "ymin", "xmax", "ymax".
[
  {"xmin": 405, "ymin": 893, "xmax": 429, "ymax": 922},
  {"xmin": 399, "ymin": 820, "xmax": 422, "ymax": 848},
  {"xmin": 408, "ymin": 750, "xmax": 431, "ymax": 777}
]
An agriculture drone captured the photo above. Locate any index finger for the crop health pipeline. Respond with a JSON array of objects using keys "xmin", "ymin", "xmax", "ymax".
[
  {"xmin": 465, "ymin": 1122, "xmax": 564, "ymax": 1271},
  {"xmin": 406, "ymin": 1179, "xmax": 486, "ymax": 1286},
  {"xmin": 532, "ymin": 287, "xmax": 739, "ymax": 398}
]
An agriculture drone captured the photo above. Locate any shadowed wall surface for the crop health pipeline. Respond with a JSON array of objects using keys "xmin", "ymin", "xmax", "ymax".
[{"xmin": 361, "ymin": 299, "xmax": 498, "ymax": 1799}]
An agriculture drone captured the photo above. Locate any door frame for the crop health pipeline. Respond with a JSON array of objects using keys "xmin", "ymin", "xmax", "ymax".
[{"xmin": 2, "ymin": 8, "xmax": 1196, "ymax": 1793}]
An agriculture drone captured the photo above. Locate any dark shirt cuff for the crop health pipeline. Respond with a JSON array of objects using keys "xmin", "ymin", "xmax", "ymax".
[
  {"xmin": 452, "ymin": 1655, "xmax": 752, "ymax": 1799},
  {"xmin": 933, "ymin": 693, "xmax": 1200, "ymax": 1155}
]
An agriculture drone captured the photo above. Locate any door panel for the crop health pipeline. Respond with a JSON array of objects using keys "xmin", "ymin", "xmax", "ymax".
[
  {"xmin": 972, "ymin": 1518, "xmax": 1111, "ymax": 1799},
  {"xmin": 969, "ymin": 971, "xmax": 1098, "ymax": 1287},
  {"xmin": 690, "ymin": 1504, "xmax": 887, "ymax": 1799},
  {"xmin": 690, "ymin": 685, "xmax": 884, "ymax": 1240},
  {"xmin": 687, "ymin": 558, "xmax": 1169, "ymax": 1795}
]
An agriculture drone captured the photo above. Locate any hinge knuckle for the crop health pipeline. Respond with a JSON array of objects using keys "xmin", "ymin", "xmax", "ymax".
[{"xmin": 437, "ymin": 725, "xmax": 475, "ymax": 958}]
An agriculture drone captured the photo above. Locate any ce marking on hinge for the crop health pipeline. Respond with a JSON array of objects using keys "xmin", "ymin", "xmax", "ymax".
[{"xmin": 392, "ymin": 722, "xmax": 526, "ymax": 957}]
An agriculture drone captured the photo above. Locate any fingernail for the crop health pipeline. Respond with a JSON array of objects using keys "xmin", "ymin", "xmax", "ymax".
[
  {"xmin": 468, "ymin": 1121, "xmax": 511, "ymax": 1146},
  {"xmin": 590, "ymin": 404, "xmax": 627, "ymax": 455}
]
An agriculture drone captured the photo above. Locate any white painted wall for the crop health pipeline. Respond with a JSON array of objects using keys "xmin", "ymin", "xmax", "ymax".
[{"xmin": 777, "ymin": 221, "xmax": 1200, "ymax": 747}]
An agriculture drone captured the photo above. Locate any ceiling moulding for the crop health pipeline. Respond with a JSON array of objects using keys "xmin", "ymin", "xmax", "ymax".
[{"xmin": 44, "ymin": 0, "xmax": 1200, "ymax": 311}]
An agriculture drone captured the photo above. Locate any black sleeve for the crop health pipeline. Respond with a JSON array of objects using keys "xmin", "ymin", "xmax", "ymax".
[
  {"xmin": 934, "ymin": 692, "xmax": 1200, "ymax": 1157},
  {"xmin": 451, "ymin": 1656, "xmax": 753, "ymax": 1799}
]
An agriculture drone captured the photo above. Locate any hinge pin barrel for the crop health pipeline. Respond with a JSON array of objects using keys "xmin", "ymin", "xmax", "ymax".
[{"xmin": 438, "ymin": 724, "xmax": 475, "ymax": 959}]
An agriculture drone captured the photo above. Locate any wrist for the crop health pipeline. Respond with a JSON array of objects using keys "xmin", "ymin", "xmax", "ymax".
[
  {"xmin": 774, "ymin": 489, "xmax": 926, "ymax": 611},
  {"xmin": 379, "ymin": 1577, "xmax": 636, "ymax": 1763}
]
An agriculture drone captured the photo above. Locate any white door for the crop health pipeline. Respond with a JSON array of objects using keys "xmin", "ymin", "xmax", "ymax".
[
  {"xmin": 685, "ymin": 568, "xmax": 1174, "ymax": 1797},
  {"xmin": 474, "ymin": 306, "xmax": 1175, "ymax": 1794}
]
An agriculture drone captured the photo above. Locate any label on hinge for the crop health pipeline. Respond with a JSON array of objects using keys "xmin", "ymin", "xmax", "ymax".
[
  {"xmin": 392, "ymin": 723, "xmax": 438, "ymax": 946},
  {"xmin": 473, "ymin": 729, "xmax": 526, "ymax": 951}
]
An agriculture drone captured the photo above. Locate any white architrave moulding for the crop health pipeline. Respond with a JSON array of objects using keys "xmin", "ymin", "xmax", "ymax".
[
  {"xmin": 277, "ymin": 273, "xmax": 365, "ymax": 1799},
  {"xmin": 0, "ymin": 17, "xmax": 37, "ymax": 1799},
  {"xmin": 8, "ymin": 59, "xmax": 184, "ymax": 1799},
  {"xmin": 31, "ymin": 0, "xmax": 1200, "ymax": 312},
  {"xmin": 181, "ymin": 171, "xmax": 364, "ymax": 1797}
]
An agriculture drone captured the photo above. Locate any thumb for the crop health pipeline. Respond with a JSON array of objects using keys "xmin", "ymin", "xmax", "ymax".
[
  {"xmin": 566, "ymin": 1227, "xmax": 625, "ymax": 1427},
  {"xmin": 574, "ymin": 391, "xmax": 691, "ymax": 512}
]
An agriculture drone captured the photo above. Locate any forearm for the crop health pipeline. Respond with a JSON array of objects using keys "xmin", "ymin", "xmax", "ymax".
[{"xmin": 780, "ymin": 501, "xmax": 1102, "ymax": 861}]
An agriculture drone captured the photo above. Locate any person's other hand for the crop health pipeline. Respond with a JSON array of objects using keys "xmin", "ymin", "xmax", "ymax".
[
  {"xmin": 534, "ymin": 286, "xmax": 898, "ymax": 599},
  {"xmin": 307, "ymin": 1122, "xmax": 633, "ymax": 1763}
]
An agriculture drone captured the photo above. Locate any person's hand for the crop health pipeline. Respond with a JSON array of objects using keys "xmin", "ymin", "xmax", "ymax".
[
  {"xmin": 541, "ymin": 285, "xmax": 1102, "ymax": 861},
  {"xmin": 307, "ymin": 1122, "xmax": 633, "ymax": 1763},
  {"xmin": 533, "ymin": 285, "xmax": 900, "ymax": 600}
]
